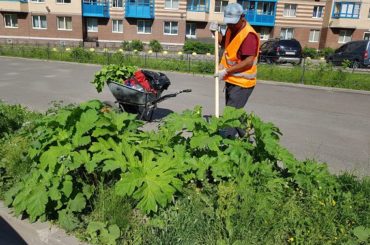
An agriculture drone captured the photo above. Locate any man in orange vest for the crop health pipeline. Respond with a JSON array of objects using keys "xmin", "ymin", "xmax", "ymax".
[{"xmin": 210, "ymin": 3, "xmax": 259, "ymax": 138}]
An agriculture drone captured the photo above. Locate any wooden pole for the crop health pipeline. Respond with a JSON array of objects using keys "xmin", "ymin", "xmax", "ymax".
[{"xmin": 214, "ymin": 29, "xmax": 220, "ymax": 118}]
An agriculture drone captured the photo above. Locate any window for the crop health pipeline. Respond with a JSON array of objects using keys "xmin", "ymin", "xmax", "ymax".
[
  {"xmin": 283, "ymin": 4, "xmax": 296, "ymax": 17},
  {"xmin": 333, "ymin": 2, "xmax": 360, "ymax": 18},
  {"xmin": 112, "ymin": 19, "xmax": 123, "ymax": 33},
  {"xmin": 256, "ymin": 2, "xmax": 274, "ymax": 15},
  {"xmin": 164, "ymin": 21, "xmax": 178, "ymax": 35},
  {"xmin": 4, "ymin": 14, "xmax": 18, "ymax": 28},
  {"xmin": 259, "ymin": 27, "xmax": 270, "ymax": 40},
  {"xmin": 32, "ymin": 15, "xmax": 47, "ymax": 29},
  {"xmin": 215, "ymin": 0, "xmax": 228, "ymax": 12},
  {"xmin": 312, "ymin": 6, "xmax": 323, "ymax": 18},
  {"xmin": 187, "ymin": 0, "xmax": 208, "ymax": 12},
  {"xmin": 56, "ymin": 0, "xmax": 71, "ymax": 3},
  {"xmin": 112, "ymin": 0, "xmax": 123, "ymax": 7},
  {"xmin": 31, "ymin": 0, "xmax": 45, "ymax": 2},
  {"xmin": 57, "ymin": 16, "xmax": 72, "ymax": 30},
  {"xmin": 137, "ymin": 20, "xmax": 152, "ymax": 34},
  {"xmin": 368, "ymin": 8, "xmax": 370, "ymax": 18},
  {"xmin": 186, "ymin": 23, "xmax": 196, "ymax": 38},
  {"xmin": 87, "ymin": 18, "xmax": 98, "ymax": 32},
  {"xmin": 363, "ymin": 32, "xmax": 370, "ymax": 40},
  {"xmin": 280, "ymin": 28, "xmax": 294, "ymax": 39},
  {"xmin": 338, "ymin": 30, "xmax": 352, "ymax": 43},
  {"xmin": 165, "ymin": 0, "xmax": 179, "ymax": 9},
  {"xmin": 309, "ymin": 29, "xmax": 320, "ymax": 42}
]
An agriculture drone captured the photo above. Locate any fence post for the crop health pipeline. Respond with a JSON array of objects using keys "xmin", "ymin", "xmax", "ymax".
[
  {"xmin": 47, "ymin": 43, "xmax": 50, "ymax": 60},
  {"xmin": 107, "ymin": 52, "xmax": 111, "ymax": 65},
  {"xmin": 188, "ymin": 55, "xmax": 191, "ymax": 72},
  {"xmin": 300, "ymin": 58, "xmax": 306, "ymax": 84}
]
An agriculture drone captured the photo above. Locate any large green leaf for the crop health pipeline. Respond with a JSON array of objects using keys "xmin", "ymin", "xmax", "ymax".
[
  {"xmin": 115, "ymin": 150, "xmax": 180, "ymax": 213},
  {"xmin": 58, "ymin": 209, "xmax": 79, "ymax": 232},
  {"xmin": 26, "ymin": 185, "xmax": 48, "ymax": 222},
  {"xmin": 69, "ymin": 193, "xmax": 86, "ymax": 212},
  {"xmin": 190, "ymin": 133, "xmax": 222, "ymax": 152}
]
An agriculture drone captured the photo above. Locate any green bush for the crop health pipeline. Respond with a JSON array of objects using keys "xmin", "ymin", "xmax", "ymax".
[
  {"xmin": 319, "ymin": 47, "xmax": 335, "ymax": 58},
  {"xmin": 130, "ymin": 40, "xmax": 144, "ymax": 51},
  {"xmin": 121, "ymin": 41, "xmax": 132, "ymax": 51},
  {"xmin": 0, "ymin": 134, "xmax": 32, "ymax": 199},
  {"xmin": 70, "ymin": 47, "xmax": 92, "ymax": 63},
  {"xmin": 149, "ymin": 40, "xmax": 163, "ymax": 53},
  {"xmin": 303, "ymin": 47, "xmax": 318, "ymax": 59},
  {"xmin": 0, "ymin": 101, "xmax": 37, "ymax": 138},
  {"xmin": 183, "ymin": 40, "xmax": 214, "ymax": 54},
  {"xmin": 2, "ymin": 100, "xmax": 370, "ymax": 244}
]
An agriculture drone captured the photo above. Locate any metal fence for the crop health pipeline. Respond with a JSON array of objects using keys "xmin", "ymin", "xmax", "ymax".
[{"xmin": 0, "ymin": 43, "xmax": 369, "ymax": 90}]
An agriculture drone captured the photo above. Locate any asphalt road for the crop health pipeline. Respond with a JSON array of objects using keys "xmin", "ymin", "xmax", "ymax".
[{"xmin": 1, "ymin": 56, "xmax": 369, "ymax": 175}]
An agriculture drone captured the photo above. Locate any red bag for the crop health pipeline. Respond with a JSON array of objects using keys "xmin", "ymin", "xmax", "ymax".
[{"xmin": 133, "ymin": 70, "xmax": 156, "ymax": 94}]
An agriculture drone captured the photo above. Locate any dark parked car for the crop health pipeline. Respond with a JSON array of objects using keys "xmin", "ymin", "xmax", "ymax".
[
  {"xmin": 259, "ymin": 39, "xmax": 303, "ymax": 65},
  {"xmin": 326, "ymin": 40, "xmax": 370, "ymax": 68}
]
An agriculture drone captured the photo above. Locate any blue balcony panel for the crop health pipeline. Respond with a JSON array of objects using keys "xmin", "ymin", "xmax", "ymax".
[
  {"xmin": 244, "ymin": 10, "xmax": 275, "ymax": 26},
  {"xmin": 125, "ymin": 1, "xmax": 154, "ymax": 19},
  {"xmin": 82, "ymin": 2, "xmax": 110, "ymax": 18}
]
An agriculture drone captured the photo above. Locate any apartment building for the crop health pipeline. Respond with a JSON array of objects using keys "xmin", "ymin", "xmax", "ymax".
[
  {"xmin": 272, "ymin": 0, "xmax": 327, "ymax": 49},
  {"xmin": 320, "ymin": 0, "xmax": 370, "ymax": 49},
  {"xmin": 0, "ymin": 0, "xmax": 369, "ymax": 49},
  {"xmin": 0, "ymin": 0, "xmax": 83, "ymax": 45}
]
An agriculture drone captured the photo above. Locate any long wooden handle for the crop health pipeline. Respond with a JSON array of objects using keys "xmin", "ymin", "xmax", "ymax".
[{"xmin": 214, "ymin": 30, "xmax": 219, "ymax": 118}]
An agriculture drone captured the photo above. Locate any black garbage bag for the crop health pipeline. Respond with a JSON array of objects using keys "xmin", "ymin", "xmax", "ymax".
[{"xmin": 141, "ymin": 70, "xmax": 171, "ymax": 92}]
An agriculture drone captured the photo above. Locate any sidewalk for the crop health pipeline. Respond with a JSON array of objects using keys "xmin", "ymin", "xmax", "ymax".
[{"xmin": 0, "ymin": 202, "xmax": 86, "ymax": 245}]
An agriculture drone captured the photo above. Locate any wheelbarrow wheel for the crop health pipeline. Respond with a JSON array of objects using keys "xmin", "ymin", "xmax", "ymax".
[{"xmin": 122, "ymin": 104, "xmax": 141, "ymax": 114}]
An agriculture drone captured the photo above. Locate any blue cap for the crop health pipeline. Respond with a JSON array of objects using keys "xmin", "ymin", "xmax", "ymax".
[{"xmin": 224, "ymin": 3, "xmax": 244, "ymax": 24}]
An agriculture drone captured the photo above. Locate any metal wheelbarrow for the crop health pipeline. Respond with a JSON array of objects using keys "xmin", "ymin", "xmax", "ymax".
[{"xmin": 107, "ymin": 81, "xmax": 191, "ymax": 121}]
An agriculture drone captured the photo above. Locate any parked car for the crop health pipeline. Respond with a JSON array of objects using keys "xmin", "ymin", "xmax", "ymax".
[
  {"xmin": 325, "ymin": 40, "xmax": 370, "ymax": 68},
  {"xmin": 259, "ymin": 39, "xmax": 303, "ymax": 65}
]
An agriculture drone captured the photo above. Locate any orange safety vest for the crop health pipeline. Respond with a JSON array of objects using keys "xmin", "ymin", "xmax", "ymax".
[{"xmin": 220, "ymin": 23, "xmax": 259, "ymax": 88}]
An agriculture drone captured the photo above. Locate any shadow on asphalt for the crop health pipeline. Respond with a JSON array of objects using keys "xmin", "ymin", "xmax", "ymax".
[
  {"xmin": 151, "ymin": 108, "xmax": 173, "ymax": 121},
  {"xmin": 0, "ymin": 216, "xmax": 27, "ymax": 245}
]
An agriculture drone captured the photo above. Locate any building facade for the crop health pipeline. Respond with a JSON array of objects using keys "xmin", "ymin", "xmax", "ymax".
[
  {"xmin": 0, "ymin": 0, "xmax": 369, "ymax": 49},
  {"xmin": 320, "ymin": 0, "xmax": 370, "ymax": 49},
  {"xmin": 273, "ymin": 0, "xmax": 327, "ymax": 49}
]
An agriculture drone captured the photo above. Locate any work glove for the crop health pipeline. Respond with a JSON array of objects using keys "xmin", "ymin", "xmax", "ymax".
[
  {"xmin": 215, "ymin": 69, "xmax": 228, "ymax": 80},
  {"xmin": 209, "ymin": 22, "xmax": 220, "ymax": 32}
]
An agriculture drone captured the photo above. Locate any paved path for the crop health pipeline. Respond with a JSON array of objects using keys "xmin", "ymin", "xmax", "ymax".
[{"xmin": 1, "ymin": 56, "xmax": 370, "ymax": 175}]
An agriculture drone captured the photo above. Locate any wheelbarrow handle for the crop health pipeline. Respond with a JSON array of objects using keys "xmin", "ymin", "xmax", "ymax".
[{"xmin": 151, "ymin": 88, "xmax": 192, "ymax": 104}]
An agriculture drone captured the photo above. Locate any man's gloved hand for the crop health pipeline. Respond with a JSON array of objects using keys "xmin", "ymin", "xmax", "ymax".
[
  {"xmin": 209, "ymin": 22, "xmax": 220, "ymax": 32},
  {"xmin": 215, "ymin": 69, "xmax": 228, "ymax": 80}
]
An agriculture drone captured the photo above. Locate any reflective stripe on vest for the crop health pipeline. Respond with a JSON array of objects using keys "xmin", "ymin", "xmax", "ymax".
[
  {"xmin": 225, "ymin": 59, "xmax": 258, "ymax": 66},
  {"xmin": 220, "ymin": 23, "xmax": 260, "ymax": 88}
]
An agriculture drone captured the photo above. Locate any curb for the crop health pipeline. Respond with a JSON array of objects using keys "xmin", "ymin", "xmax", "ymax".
[
  {"xmin": 0, "ymin": 201, "xmax": 86, "ymax": 245},
  {"xmin": 257, "ymin": 80, "xmax": 370, "ymax": 95}
]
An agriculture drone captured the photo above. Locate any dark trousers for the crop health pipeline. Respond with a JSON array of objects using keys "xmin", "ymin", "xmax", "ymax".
[{"xmin": 223, "ymin": 83, "xmax": 254, "ymax": 138}]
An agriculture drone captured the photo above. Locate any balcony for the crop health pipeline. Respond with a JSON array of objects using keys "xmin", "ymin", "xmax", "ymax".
[
  {"xmin": 186, "ymin": 0, "xmax": 209, "ymax": 21},
  {"xmin": 332, "ymin": 2, "xmax": 361, "ymax": 19},
  {"xmin": 239, "ymin": 0, "xmax": 276, "ymax": 26},
  {"xmin": 244, "ymin": 10, "xmax": 275, "ymax": 26},
  {"xmin": 82, "ymin": 0, "xmax": 110, "ymax": 18},
  {"xmin": 125, "ymin": 0, "xmax": 154, "ymax": 19},
  {"xmin": 0, "ymin": 0, "xmax": 29, "ymax": 12}
]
